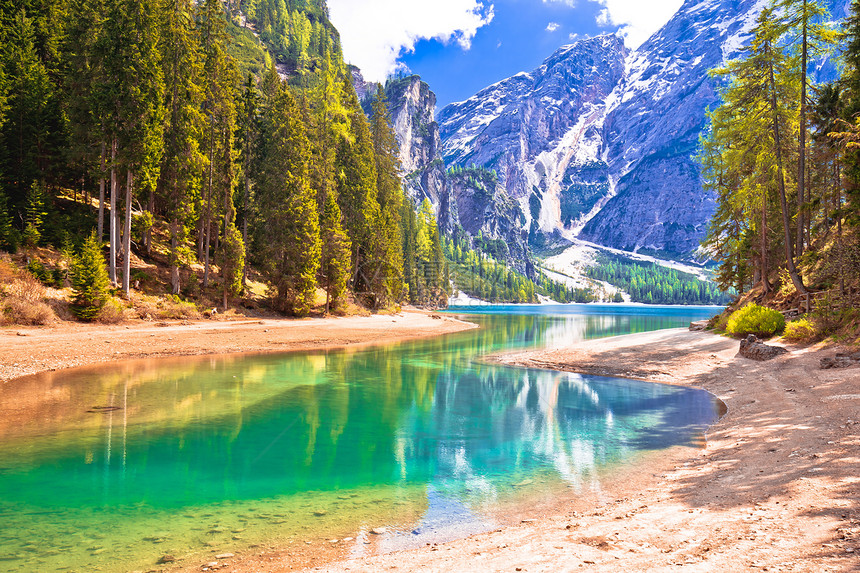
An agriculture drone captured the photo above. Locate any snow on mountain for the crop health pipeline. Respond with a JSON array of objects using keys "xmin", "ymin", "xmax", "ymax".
[{"xmin": 435, "ymin": 0, "xmax": 851, "ymax": 258}]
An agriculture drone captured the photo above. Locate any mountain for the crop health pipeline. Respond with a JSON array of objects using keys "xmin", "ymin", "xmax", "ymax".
[
  {"xmin": 355, "ymin": 72, "xmax": 533, "ymax": 273},
  {"xmin": 435, "ymin": 0, "xmax": 850, "ymax": 259}
]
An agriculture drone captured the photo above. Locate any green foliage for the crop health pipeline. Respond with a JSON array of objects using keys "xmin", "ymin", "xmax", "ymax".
[
  {"xmin": 132, "ymin": 211, "xmax": 155, "ymax": 247},
  {"xmin": 726, "ymin": 303, "xmax": 786, "ymax": 337},
  {"xmin": 71, "ymin": 232, "xmax": 111, "ymax": 321},
  {"xmin": 587, "ymin": 255, "xmax": 733, "ymax": 305},
  {"xmin": 26, "ymin": 258, "xmax": 51, "ymax": 285},
  {"xmin": 0, "ymin": 192, "xmax": 18, "ymax": 252},
  {"xmin": 783, "ymin": 317, "xmax": 816, "ymax": 341},
  {"xmin": 23, "ymin": 181, "xmax": 46, "ymax": 247}
]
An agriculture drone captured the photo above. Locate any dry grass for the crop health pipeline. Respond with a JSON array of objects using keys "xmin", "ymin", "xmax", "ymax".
[
  {"xmin": 0, "ymin": 256, "xmax": 58, "ymax": 326},
  {"xmin": 131, "ymin": 293, "xmax": 201, "ymax": 321}
]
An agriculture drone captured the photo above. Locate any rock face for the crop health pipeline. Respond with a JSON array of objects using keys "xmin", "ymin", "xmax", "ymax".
[
  {"xmin": 363, "ymin": 73, "xmax": 532, "ymax": 273},
  {"xmin": 739, "ymin": 335, "xmax": 789, "ymax": 361},
  {"xmin": 435, "ymin": 0, "xmax": 850, "ymax": 257},
  {"xmin": 438, "ymin": 35, "xmax": 627, "ymax": 246}
]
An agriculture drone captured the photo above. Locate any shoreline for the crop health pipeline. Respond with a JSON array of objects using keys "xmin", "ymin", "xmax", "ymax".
[{"xmin": 0, "ymin": 309, "xmax": 478, "ymax": 384}]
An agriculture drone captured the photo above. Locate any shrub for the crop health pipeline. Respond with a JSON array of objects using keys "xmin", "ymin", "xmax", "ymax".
[
  {"xmin": 2, "ymin": 296, "xmax": 56, "ymax": 325},
  {"xmin": 726, "ymin": 303, "xmax": 786, "ymax": 337},
  {"xmin": 783, "ymin": 318, "xmax": 817, "ymax": 342},
  {"xmin": 97, "ymin": 297, "xmax": 125, "ymax": 323},
  {"xmin": 71, "ymin": 232, "xmax": 111, "ymax": 321},
  {"xmin": 0, "ymin": 269, "xmax": 56, "ymax": 325}
]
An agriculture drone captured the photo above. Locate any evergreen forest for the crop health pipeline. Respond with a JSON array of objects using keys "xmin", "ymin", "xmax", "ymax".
[
  {"xmin": 700, "ymin": 0, "xmax": 860, "ymax": 319},
  {"xmin": 0, "ymin": 0, "xmax": 451, "ymax": 319}
]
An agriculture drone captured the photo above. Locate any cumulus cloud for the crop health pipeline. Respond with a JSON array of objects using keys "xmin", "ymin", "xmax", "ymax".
[
  {"xmin": 594, "ymin": 0, "xmax": 683, "ymax": 48},
  {"xmin": 546, "ymin": 22, "xmax": 561, "ymax": 32},
  {"xmin": 328, "ymin": 0, "xmax": 495, "ymax": 82}
]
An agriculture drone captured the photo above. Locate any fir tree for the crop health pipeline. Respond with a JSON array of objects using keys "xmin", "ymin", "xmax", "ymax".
[
  {"xmin": 71, "ymin": 231, "xmax": 111, "ymax": 321},
  {"xmin": 159, "ymin": 0, "xmax": 206, "ymax": 294},
  {"xmin": 255, "ymin": 80, "xmax": 320, "ymax": 316},
  {"xmin": 219, "ymin": 220, "xmax": 245, "ymax": 309},
  {"xmin": 369, "ymin": 84, "xmax": 404, "ymax": 305}
]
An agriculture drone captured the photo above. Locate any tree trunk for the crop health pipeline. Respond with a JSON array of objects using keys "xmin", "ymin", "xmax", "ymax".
[
  {"xmin": 98, "ymin": 142, "xmax": 106, "ymax": 242},
  {"xmin": 109, "ymin": 139, "xmax": 117, "ymax": 285},
  {"xmin": 145, "ymin": 187, "xmax": 154, "ymax": 256},
  {"xmin": 761, "ymin": 187, "xmax": 771, "ymax": 294},
  {"xmin": 170, "ymin": 216, "xmax": 181, "ymax": 295},
  {"xmin": 203, "ymin": 120, "xmax": 214, "ymax": 288},
  {"xmin": 768, "ymin": 54, "xmax": 807, "ymax": 294},
  {"xmin": 242, "ymin": 173, "xmax": 249, "ymax": 285},
  {"xmin": 123, "ymin": 170, "xmax": 133, "ymax": 296},
  {"xmin": 797, "ymin": 0, "xmax": 808, "ymax": 257}
]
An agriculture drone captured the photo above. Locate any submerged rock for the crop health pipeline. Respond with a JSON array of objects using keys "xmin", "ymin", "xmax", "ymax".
[{"xmin": 739, "ymin": 335, "xmax": 788, "ymax": 361}]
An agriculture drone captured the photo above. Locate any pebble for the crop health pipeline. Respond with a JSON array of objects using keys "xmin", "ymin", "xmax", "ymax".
[
  {"xmin": 371, "ymin": 528, "xmax": 387, "ymax": 535},
  {"xmin": 313, "ymin": 510, "xmax": 327, "ymax": 517},
  {"xmin": 214, "ymin": 553, "xmax": 234, "ymax": 559}
]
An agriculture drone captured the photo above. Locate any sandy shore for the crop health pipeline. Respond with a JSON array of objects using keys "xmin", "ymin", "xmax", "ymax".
[
  {"xmin": 0, "ymin": 309, "xmax": 477, "ymax": 384},
  {"xmin": 282, "ymin": 328, "xmax": 859, "ymax": 573}
]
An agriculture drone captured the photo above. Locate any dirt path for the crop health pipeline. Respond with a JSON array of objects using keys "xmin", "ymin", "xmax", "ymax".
[
  {"xmin": 0, "ymin": 310, "xmax": 477, "ymax": 384},
  {"xmin": 271, "ymin": 329, "xmax": 859, "ymax": 573}
]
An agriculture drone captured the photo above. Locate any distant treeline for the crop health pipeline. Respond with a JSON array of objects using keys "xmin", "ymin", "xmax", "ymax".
[{"xmin": 587, "ymin": 255, "xmax": 734, "ymax": 305}]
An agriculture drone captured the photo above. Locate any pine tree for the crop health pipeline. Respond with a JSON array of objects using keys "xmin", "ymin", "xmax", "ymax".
[
  {"xmin": 23, "ymin": 181, "xmax": 46, "ymax": 247},
  {"xmin": 255, "ymin": 79, "xmax": 320, "ymax": 316},
  {"xmin": 71, "ymin": 231, "xmax": 111, "ymax": 321},
  {"xmin": 219, "ymin": 220, "xmax": 245, "ymax": 309},
  {"xmin": 335, "ymin": 75, "xmax": 380, "ymax": 305},
  {"xmin": 775, "ymin": 0, "xmax": 837, "ymax": 256},
  {"xmin": 318, "ymin": 191, "xmax": 351, "ymax": 313},
  {"xmin": 1, "ymin": 9, "xmax": 59, "ymax": 210},
  {"xmin": 237, "ymin": 74, "xmax": 259, "ymax": 285},
  {"xmin": 369, "ymin": 84, "xmax": 404, "ymax": 305},
  {"xmin": 703, "ymin": 7, "xmax": 806, "ymax": 294},
  {"xmin": 159, "ymin": 0, "xmax": 206, "ymax": 294}
]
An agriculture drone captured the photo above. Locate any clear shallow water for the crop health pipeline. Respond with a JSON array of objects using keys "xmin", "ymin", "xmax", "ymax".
[{"xmin": 0, "ymin": 304, "xmax": 721, "ymax": 572}]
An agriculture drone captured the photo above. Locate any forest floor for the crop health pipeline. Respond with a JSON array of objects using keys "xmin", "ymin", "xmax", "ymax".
[
  {"xmin": 260, "ymin": 328, "xmax": 858, "ymax": 573},
  {"xmin": 0, "ymin": 308, "xmax": 476, "ymax": 383}
]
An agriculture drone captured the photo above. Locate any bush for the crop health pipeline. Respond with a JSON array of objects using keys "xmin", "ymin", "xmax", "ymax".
[
  {"xmin": 0, "ymin": 268, "xmax": 56, "ymax": 325},
  {"xmin": 783, "ymin": 318, "xmax": 817, "ymax": 342},
  {"xmin": 97, "ymin": 297, "xmax": 125, "ymax": 323},
  {"xmin": 726, "ymin": 303, "xmax": 786, "ymax": 338}
]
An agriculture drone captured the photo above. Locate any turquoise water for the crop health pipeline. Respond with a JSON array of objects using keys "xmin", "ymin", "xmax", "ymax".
[{"xmin": 0, "ymin": 304, "xmax": 721, "ymax": 571}]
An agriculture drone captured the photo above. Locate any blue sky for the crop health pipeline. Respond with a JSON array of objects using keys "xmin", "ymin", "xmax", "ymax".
[{"xmin": 328, "ymin": 0, "xmax": 684, "ymax": 109}]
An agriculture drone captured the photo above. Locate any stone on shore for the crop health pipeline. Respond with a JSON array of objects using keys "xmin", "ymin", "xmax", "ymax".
[
  {"xmin": 820, "ymin": 351, "xmax": 860, "ymax": 369},
  {"xmin": 738, "ymin": 335, "xmax": 788, "ymax": 361}
]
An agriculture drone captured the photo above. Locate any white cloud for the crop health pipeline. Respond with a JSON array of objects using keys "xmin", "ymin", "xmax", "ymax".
[
  {"xmin": 328, "ymin": 0, "xmax": 495, "ymax": 82},
  {"xmin": 594, "ymin": 0, "xmax": 683, "ymax": 48},
  {"xmin": 543, "ymin": 0, "xmax": 576, "ymax": 6},
  {"xmin": 546, "ymin": 22, "xmax": 561, "ymax": 32}
]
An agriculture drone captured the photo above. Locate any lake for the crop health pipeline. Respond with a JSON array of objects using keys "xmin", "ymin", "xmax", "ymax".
[{"xmin": 0, "ymin": 304, "xmax": 722, "ymax": 572}]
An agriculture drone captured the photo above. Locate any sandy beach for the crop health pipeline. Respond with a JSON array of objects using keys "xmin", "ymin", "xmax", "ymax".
[{"xmin": 3, "ymin": 318, "xmax": 859, "ymax": 572}]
